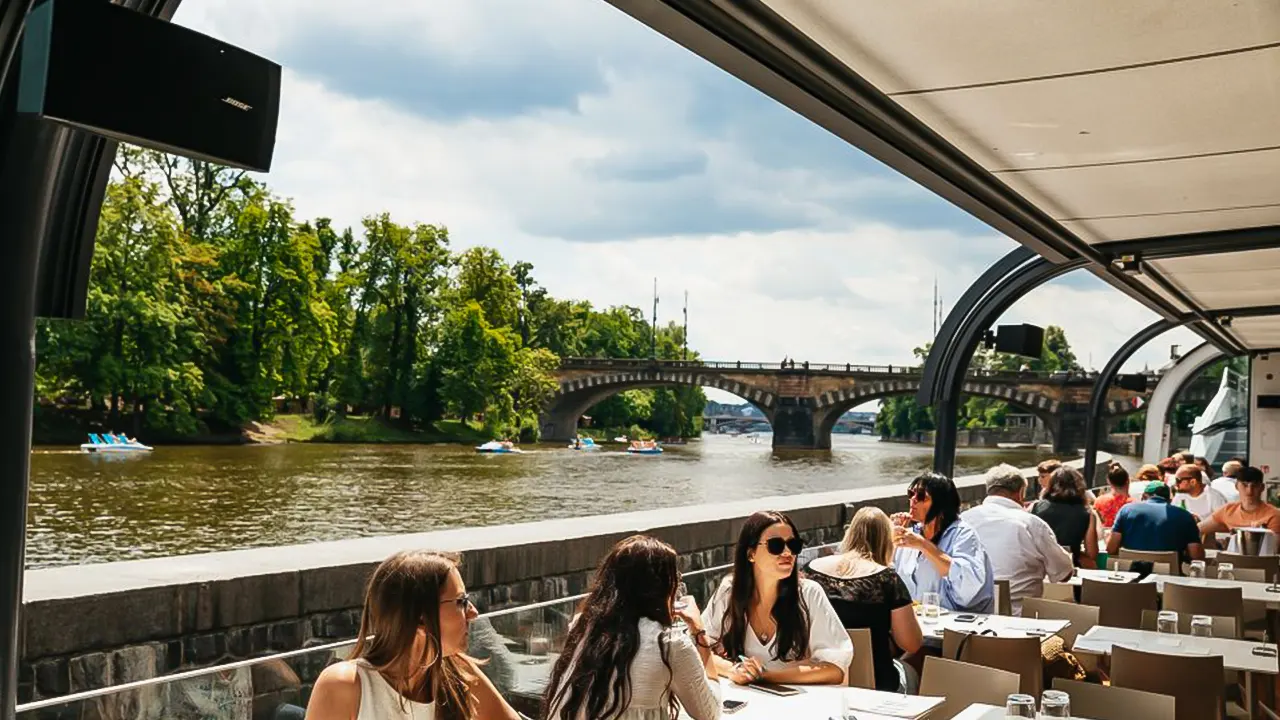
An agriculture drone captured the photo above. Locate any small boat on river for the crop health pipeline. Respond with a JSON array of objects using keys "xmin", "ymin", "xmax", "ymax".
[
  {"xmin": 475, "ymin": 440, "xmax": 524, "ymax": 454},
  {"xmin": 568, "ymin": 436, "xmax": 600, "ymax": 450},
  {"xmin": 626, "ymin": 440, "xmax": 663, "ymax": 455},
  {"xmin": 79, "ymin": 433, "xmax": 153, "ymax": 454}
]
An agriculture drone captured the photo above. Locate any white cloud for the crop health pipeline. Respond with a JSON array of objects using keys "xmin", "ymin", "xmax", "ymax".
[{"xmin": 173, "ymin": 0, "xmax": 1205, "ymax": 407}]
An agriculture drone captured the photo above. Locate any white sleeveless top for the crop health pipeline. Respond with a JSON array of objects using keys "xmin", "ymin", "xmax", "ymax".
[{"xmin": 353, "ymin": 660, "xmax": 436, "ymax": 720}]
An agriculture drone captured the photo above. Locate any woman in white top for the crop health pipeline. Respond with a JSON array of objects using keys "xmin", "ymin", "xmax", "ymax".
[
  {"xmin": 307, "ymin": 550, "xmax": 518, "ymax": 720},
  {"xmin": 544, "ymin": 535, "xmax": 720, "ymax": 720},
  {"xmin": 702, "ymin": 510, "xmax": 853, "ymax": 685}
]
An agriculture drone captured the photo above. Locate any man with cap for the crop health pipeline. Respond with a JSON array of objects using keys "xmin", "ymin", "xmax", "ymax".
[
  {"xmin": 1107, "ymin": 481, "xmax": 1205, "ymax": 561},
  {"xmin": 961, "ymin": 464, "xmax": 1074, "ymax": 615}
]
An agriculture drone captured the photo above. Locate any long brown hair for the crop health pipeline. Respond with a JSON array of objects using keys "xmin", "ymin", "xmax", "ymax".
[
  {"xmin": 544, "ymin": 535, "xmax": 682, "ymax": 720},
  {"xmin": 351, "ymin": 550, "xmax": 477, "ymax": 720},
  {"xmin": 1045, "ymin": 466, "xmax": 1087, "ymax": 505},
  {"xmin": 717, "ymin": 511, "xmax": 810, "ymax": 662}
]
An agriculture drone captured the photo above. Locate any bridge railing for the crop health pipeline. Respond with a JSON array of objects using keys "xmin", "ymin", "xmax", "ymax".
[{"xmin": 558, "ymin": 357, "xmax": 1158, "ymax": 384}]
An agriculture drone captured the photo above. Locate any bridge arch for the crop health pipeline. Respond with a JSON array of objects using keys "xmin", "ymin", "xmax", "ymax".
[
  {"xmin": 540, "ymin": 369, "xmax": 776, "ymax": 442},
  {"xmin": 813, "ymin": 378, "xmax": 1064, "ymax": 445}
]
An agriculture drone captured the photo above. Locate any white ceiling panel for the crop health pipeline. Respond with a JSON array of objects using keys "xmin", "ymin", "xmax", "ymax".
[
  {"xmin": 763, "ymin": 0, "xmax": 1280, "ymax": 95},
  {"xmin": 1061, "ymin": 206, "xmax": 1280, "ymax": 244},
  {"xmin": 1152, "ymin": 250, "xmax": 1280, "ymax": 312},
  {"xmin": 1228, "ymin": 316, "xmax": 1280, "ymax": 349}
]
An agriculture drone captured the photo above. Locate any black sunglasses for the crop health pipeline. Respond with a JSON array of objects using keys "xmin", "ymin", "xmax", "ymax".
[
  {"xmin": 758, "ymin": 537, "xmax": 804, "ymax": 555},
  {"xmin": 908, "ymin": 488, "xmax": 928, "ymax": 502}
]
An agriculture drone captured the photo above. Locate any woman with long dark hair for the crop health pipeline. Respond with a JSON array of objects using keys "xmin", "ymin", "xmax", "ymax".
[
  {"xmin": 702, "ymin": 511, "xmax": 851, "ymax": 685},
  {"xmin": 1032, "ymin": 466, "xmax": 1100, "ymax": 568},
  {"xmin": 307, "ymin": 550, "xmax": 517, "ymax": 720},
  {"xmin": 544, "ymin": 535, "xmax": 719, "ymax": 720},
  {"xmin": 891, "ymin": 472, "xmax": 994, "ymax": 613}
]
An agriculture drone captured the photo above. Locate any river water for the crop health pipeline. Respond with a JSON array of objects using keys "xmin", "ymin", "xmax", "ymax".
[{"xmin": 24, "ymin": 434, "xmax": 1062, "ymax": 569}]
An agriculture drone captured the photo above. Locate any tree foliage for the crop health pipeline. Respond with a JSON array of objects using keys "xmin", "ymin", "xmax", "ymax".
[{"xmin": 36, "ymin": 149, "xmax": 705, "ymax": 441}]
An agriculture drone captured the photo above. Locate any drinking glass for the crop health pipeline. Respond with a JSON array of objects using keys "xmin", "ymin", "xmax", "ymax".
[
  {"xmin": 1157, "ymin": 610, "xmax": 1179, "ymax": 634},
  {"xmin": 1040, "ymin": 689, "xmax": 1071, "ymax": 718},
  {"xmin": 1218, "ymin": 562, "xmax": 1236, "ymax": 581},
  {"xmin": 1004, "ymin": 693, "xmax": 1036, "ymax": 717},
  {"xmin": 1188, "ymin": 560, "xmax": 1206, "ymax": 579},
  {"xmin": 672, "ymin": 582, "xmax": 690, "ymax": 633},
  {"xmin": 922, "ymin": 592, "xmax": 941, "ymax": 623},
  {"xmin": 1190, "ymin": 615, "xmax": 1214, "ymax": 638}
]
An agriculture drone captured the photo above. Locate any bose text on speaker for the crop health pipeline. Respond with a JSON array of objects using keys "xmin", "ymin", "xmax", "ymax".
[{"xmin": 19, "ymin": 0, "xmax": 280, "ymax": 171}]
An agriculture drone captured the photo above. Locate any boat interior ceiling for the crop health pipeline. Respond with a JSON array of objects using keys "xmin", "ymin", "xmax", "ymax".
[{"xmin": 608, "ymin": 0, "xmax": 1280, "ymax": 352}]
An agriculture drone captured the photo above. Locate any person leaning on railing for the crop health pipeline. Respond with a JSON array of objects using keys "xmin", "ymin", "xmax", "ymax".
[
  {"xmin": 306, "ymin": 550, "xmax": 519, "ymax": 720},
  {"xmin": 543, "ymin": 535, "xmax": 720, "ymax": 720},
  {"xmin": 702, "ymin": 510, "xmax": 853, "ymax": 686}
]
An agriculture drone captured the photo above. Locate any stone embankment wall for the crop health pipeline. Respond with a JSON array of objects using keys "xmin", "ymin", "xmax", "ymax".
[{"xmin": 18, "ymin": 456, "xmax": 1105, "ymax": 717}]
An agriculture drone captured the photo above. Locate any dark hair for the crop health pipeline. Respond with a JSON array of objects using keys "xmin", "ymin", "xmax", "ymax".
[
  {"xmin": 1158, "ymin": 457, "xmax": 1180, "ymax": 474},
  {"xmin": 908, "ymin": 472, "xmax": 961, "ymax": 542},
  {"xmin": 1240, "ymin": 466, "xmax": 1266, "ymax": 484},
  {"xmin": 1045, "ymin": 467, "xmax": 1087, "ymax": 504},
  {"xmin": 352, "ymin": 550, "xmax": 476, "ymax": 720},
  {"xmin": 545, "ymin": 535, "xmax": 682, "ymax": 720},
  {"xmin": 1107, "ymin": 463, "xmax": 1130, "ymax": 487},
  {"xmin": 1037, "ymin": 459, "xmax": 1062, "ymax": 475},
  {"xmin": 716, "ymin": 511, "xmax": 810, "ymax": 664},
  {"xmin": 1178, "ymin": 451, "xmax": 1195, "ymax": 465}
]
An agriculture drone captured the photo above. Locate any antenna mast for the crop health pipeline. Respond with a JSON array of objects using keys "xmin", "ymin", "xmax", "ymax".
[
  {"xmin": 682, "ymin": 290, "xmax": 689, "ymax": 360},
  {"xmin": 651, "ymin": 278, "xmax": 659, "ymax": 359}
]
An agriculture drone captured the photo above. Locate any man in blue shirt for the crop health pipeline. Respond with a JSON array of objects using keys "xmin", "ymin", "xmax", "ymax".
[{"xmin": 1107, "ymin": 481, "xmax": 1205, "ymax": 561}]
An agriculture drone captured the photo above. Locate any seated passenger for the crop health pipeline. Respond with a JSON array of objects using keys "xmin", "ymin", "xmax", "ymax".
[
  {"xmin": 702, "ymin": 510, "xmax": 852, "ymax": 685},
  {"xmin": 1108, "ymin": 482, "xmax": 1205, "ymax": 562},
  {"xmin": 804, "ymin": 506, "xmax": 924, "ymax": 692},
  {"xmin": 892, "ymin": 472, "xmax": 995, "ymax": 614},
  {"xmin": 1199, "ymin": 466, "xmax": 1280, "ymax": 538},
  {"xmin": 545, "ymin": 535, "xmax": 719, "ymax": 720},
  {"xmin": 1031, "ymin": 466, "xmax": 1099, "ymax": 568},
  {"xmin": 307, "ymin": 550, "xmax": 518, "ymax": 720}
]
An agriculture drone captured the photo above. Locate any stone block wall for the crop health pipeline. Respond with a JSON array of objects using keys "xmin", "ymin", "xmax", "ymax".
[{"xmin": 17, "ymin": 456, "xmax": 1103, "ymax": 718}]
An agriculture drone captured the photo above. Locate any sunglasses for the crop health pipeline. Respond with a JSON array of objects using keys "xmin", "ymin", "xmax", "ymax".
[
  {"xmin": 908, "ymin": 489, "xmax": 929, "ymax": 502},
  {"xmin": 758, "ymin": 537, "xmax": 805, "ymax": 556},
  {"xmin": 445, "ymin": 596, "xmax": 473, "ymax": 612}
]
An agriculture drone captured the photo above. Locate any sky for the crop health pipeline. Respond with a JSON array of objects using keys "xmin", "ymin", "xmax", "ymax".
[{"xmin": 174, "ymin": 0, "xmax": 1198, "ymax": 406}]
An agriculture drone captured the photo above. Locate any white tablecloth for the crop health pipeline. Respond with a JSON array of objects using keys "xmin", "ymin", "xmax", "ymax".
[
  {"xmin": 1072, "ymin": 626, "xmax": 1280, "ymax": 674},
  {"xmin": 918, "ymin": 610, "xmax": 1069, "ymax": 646},
  {"xmin": 705, "ymin": 683, "xmax": 944, "ymax": 720},
  {"xmin": 950, "ymin": 703, "xmax": 1102, "ymax": 720}
]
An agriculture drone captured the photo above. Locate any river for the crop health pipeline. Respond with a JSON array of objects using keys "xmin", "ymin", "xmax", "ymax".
[{"xmin": 24, "ymin": 434, "xmax": 1064, "ymax": 569}]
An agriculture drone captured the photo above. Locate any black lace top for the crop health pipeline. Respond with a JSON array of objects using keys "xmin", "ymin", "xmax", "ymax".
[{"xmin": 802, "ymin": 561, "xmax": 913, "ymax": 691}]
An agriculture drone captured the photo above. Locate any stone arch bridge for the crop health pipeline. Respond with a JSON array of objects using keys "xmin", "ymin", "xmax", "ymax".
[{"xmin": 541, "ymin": 358, "xmax": 1155, "ymax": 452}]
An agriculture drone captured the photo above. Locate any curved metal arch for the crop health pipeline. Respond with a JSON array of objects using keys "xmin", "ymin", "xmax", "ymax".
[
  {"xmin": 923, "ymin": 254, "xmax": 1089, "ymax": 475},
  {"xmin": 1082, "ymin": 319, "xmax": 1188, "ymax": 482}
]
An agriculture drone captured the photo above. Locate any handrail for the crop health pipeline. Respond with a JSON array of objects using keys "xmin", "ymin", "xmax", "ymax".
[
  {"xmin": 15, "ymin": 543, "xmax": 838, "ymax": 713},
  {"xmin": 557, "ymin": 357, "xmax": 1160, "ymax": 382}
]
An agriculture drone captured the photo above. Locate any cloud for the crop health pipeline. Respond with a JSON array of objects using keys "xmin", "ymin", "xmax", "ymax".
[{"xmin": 171, "ymin": 0, "xmax": 1200, "ymax": 407}]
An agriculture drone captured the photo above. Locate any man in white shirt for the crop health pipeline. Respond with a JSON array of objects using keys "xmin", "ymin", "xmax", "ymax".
[
  {"xmin": 1172, "ymin": 463, "xmax": 1227, "ymax": 522},
  {"xmin": 961, "ymin": 463, "xmax": 1074, "ymax": 616},
  {"xmin": 1211, "ymin": 460, "xmax": 1242, "ymax": 504}
]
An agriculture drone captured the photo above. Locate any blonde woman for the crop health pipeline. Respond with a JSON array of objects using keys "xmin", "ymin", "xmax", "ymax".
[{"xmin": 803, "ymin": 507, "xmax": 924, "ymax": 693}]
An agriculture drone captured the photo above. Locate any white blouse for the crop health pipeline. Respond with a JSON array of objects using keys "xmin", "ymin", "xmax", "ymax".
[
  {"xmin": 701, "ymin": 577, "xmax": 853, "ymax": 681},
  {"xmin": 546, "ymin": 618, "xmax": 722, "ymax": 720}
]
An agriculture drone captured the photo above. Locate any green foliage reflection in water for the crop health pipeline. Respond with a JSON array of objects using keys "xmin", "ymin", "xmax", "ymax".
[{"xmin": 35, "ymin": 148, "xmax": 704, "ymax": 442}]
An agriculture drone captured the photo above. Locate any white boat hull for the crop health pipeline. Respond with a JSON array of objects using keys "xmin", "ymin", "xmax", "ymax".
[{"xmin": 80, "ymin": 443, "xmax": 152, "ymax": 453}]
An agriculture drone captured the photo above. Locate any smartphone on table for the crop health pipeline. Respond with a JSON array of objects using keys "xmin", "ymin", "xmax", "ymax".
[
  {"xmin": 722, "ymin": 699, "xmax": 748, "ymax": 714},
  {"xmin": 747, "ymin": 680, "xmax": 804, "ymax": 696}
]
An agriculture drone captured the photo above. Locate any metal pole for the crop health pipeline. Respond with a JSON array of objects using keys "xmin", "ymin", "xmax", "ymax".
[
  {"xmin": 682, "ymin": 290, "xmax": 688, "ymax": 361},
  {"xmin": 0, "ymin": 116, "xmax": 49, "ymax": 720},
  {"xmin": 933, "ymin": 396, "xmax": 958, "ymax": 476},
  {"xmin": 651, "ymin": 277, "xmax": 658, "ymax": 360}
]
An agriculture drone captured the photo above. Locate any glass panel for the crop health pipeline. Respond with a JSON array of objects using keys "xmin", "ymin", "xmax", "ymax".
[{"xmin": 471, "ymin": 597, "xmax": 578, "ymax": 718}]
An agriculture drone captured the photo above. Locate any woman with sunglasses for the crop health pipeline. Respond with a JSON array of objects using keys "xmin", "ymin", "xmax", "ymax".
[
  {"xmin": 307, "ymin": 550, "xmax": 518, "ymax": 720},
  {"xmin": 891, "ymin": 472, "xmax": 995, "ymax": 614},
  {"xmin": 702, "ymin": 511, "xmax": 852, "ymax": 685},
  {"xmin": 544, "ymin": 535, "xmax": 720, "ymax": 720}
]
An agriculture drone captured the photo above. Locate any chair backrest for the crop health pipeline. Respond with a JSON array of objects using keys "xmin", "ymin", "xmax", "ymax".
[
  {"xmin": 1107, "ymin": 557, "xmax": 1173, "ymax": 575},
  {"xmin": 942, "ymin": 628, "xmax": 1043, "ymax": 697},
  {"xmin": 994, "ymin": 578, "xmax": 1012, "ymax": 616},
  {"xmin": 1222, "ymin": 566, "xmax": 1269, "ymax": 583},
  {"xmin": 1139, "ymin": 609, "xmax": 1238, "ymax": 638},
  {"xmin": 1162, "ymin": 582, "xmax": 1244, "ymax": 628},
  {"xmin": 1021, "ymin": 597, "xmax": 1099, "ymax": 647},
  {"xmin": 1119, "ymin": 548, "xmax": 1182, "ymax": 575},
  {"xmin": 1215, "ymin": 552, "xmax": 1280, "ymax": 582},
  {"xmin": 1080, "ymin": 577, "xmax": 1160, "ymax": 629},
  {"xmin": 845, "ymin": 628, "xmax": 875, "ymax": 689},
  {"xmin": 920, "ymin": 656, "xmax": 1020, "ymax": 720},
  {"xmin": 1042, "ymin": 581, "xmax": 1076, "ymax": 602},
  {"xmin": 1052, "ymin": 678, "xmax": 1176, "ymax": 719},
  {"xmin": 1112, "ymin": 644, "xmax": 1224, "ymax": 720}
]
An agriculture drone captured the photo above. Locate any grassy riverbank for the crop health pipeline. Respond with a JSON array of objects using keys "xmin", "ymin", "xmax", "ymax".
[{"xmin": 263, "ymin": 415, "xmax": 493, "ymax": 445}]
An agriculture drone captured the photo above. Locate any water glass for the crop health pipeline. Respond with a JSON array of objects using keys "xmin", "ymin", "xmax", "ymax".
[
  {"xmin": 1188, "ymin": 560, "xmax": 1206, "ymax": 579},
  {"xmin": 1157, "ymin": 610, "xmax": 1179, "ymax": 634},
  {"xmin": 922, "ymin": 592, "xmax": 941, "ymax": 623},
  {"xmin": 1004, "ymin": 693, "xmax": 1036, "ymax": 717},
  {"xmin": 1190, "ymin": 614, "xmax": 1214, "ymax": 638},
  {"xmin": 1219, "ymin": 562, "xmax": 1236, "ymax": 581},
  {"xmin": 1040, "ymin": 689, "xmax": 1071, "ymax": 718},
  {"xmin": 672, "ymin": 582, "xmax": 690, "ymax": 632}
]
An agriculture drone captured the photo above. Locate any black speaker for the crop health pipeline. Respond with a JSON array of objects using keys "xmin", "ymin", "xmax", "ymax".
[
  {"xmin": 18, "ymin": 0, "xmax": 280, "ymax": 171},
  {"xmin": 1258, "ymin": 394, "xmax": 1280, "ymax": 410},
  {"xmin": 993, "ymin": 323, "xmax": 1044, "ymax": 359},
  {"xmin": 1116, "ymin": 374, "xmax": 1148, "ymax": 392}
]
